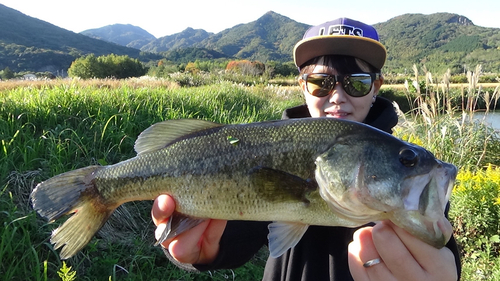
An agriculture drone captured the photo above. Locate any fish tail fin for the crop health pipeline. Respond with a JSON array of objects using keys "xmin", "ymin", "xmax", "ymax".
[{"xmin": 31, "ymin": 166, "xmax": 114, "ymax": 259}]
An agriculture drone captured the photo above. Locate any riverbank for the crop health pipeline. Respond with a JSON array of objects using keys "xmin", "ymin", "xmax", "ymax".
[{"xmin": 382, "ymin": 82, "xmax": 500, "ymax": 90}]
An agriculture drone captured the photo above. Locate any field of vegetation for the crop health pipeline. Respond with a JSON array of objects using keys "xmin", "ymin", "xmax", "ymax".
[{"xmin": 1, "ymin": 69, "xmax": 500, "ymax": 280}]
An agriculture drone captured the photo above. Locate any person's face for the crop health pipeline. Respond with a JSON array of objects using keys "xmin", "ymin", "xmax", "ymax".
[{"xmin": 299, "ymin": 65, "xmax": 383, "ymax": 122}]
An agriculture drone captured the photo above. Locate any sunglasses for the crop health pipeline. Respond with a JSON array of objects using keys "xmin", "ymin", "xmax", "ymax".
[{"xmin": 301, "ymin": 73, "xmax": 380, "ymax": 97}]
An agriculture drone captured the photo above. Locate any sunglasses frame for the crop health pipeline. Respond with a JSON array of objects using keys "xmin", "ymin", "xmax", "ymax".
[{"xmin": 301, "ymin": 72, "xmax": 380, "ymax": 98}]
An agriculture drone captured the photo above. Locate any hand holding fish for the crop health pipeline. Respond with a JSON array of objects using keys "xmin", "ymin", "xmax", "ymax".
[
  {"xmin": 152, "ymin": 194, "xmax": 226, "ymax": 264},
  {"xmin": 348, "ymin": 221, "xmax": 458, "ymax": 281}
]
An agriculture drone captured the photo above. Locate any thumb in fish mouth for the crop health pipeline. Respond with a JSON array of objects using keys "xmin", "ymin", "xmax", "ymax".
[
  {"xmin": 436, "ymin": 216, "xmax": 453, "ymax": 244},
  {"xmin": 389, "ymin": 210, "xmax": 452, "ymax": 248}
]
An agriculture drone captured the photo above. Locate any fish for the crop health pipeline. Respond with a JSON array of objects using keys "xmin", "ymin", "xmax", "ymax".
[{"xmin": 30, "ymin": 117, "xmax": 457, "ymax": 260}]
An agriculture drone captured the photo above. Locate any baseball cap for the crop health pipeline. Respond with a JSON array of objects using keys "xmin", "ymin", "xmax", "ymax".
[{"xmin": 293, "ymin": 18, "xmax": 386, "ymax": 70}]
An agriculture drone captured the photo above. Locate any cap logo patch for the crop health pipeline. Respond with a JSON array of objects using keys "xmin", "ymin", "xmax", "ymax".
[{"xmin": 318, "ymin": 24, "xmax": 363, "ymax": 37}]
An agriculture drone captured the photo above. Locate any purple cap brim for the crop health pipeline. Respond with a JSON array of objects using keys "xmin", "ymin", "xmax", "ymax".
[{"xmin": 293, "ymin": 18, "xmax": 387, "ymax": 70}]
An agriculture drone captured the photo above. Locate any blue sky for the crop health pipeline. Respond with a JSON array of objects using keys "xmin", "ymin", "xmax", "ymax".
[{"xmin": 1, "ymin": 0, "xmax": 499, "ymax": 38}]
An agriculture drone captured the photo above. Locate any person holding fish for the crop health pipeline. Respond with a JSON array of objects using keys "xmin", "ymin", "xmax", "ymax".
[
  {"xmin": 151, "ymin": 18, "xmax": 461, "ymax": 280},
  {"xmin": 30, "ymin": 17, "xmax": 460, "ymax": 281}
]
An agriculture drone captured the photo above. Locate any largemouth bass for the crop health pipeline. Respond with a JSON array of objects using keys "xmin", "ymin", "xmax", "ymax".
[{"xmin": 31, "ymin": 118, "xmax": 457, "ymax": 259}]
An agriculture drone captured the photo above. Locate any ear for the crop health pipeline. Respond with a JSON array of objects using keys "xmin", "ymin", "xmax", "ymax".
[
  {"xmin": 298, "ymin": 77, "xmax": 307, "ymax": 93},
  {"xmin": 372, "ymin": 75, "xmax": 384, "ymax": 93}
]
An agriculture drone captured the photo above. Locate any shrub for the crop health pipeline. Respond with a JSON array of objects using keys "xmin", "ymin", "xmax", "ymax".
[
  {"xmin": 449, "ymin": 165, "xmax": 500, "ymax": 279},
  {"xmin": 184, "ymin": 62, "xmax": 199, "ymax": 74},
  {"xmin": 226, "ymin": 60, "xmax": 265, "ymax": 76},
  {"xmin": 68, "ymin": 54, "xmax": 147, "ymax": 79},
  {"xmin": 450, "ymin": 165, "xmax": 500, "ymax": 253}
]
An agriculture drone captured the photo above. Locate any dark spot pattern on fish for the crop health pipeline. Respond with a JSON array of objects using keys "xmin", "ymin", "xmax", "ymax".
[{"xmin": 250, "ymin": 167, "xmax": 317, "ymax": 205}]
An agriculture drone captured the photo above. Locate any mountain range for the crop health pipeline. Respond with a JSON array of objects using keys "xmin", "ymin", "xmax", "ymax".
[
  {"xmin": 81, "ymin": 24, "xmax": 156, "ymax": 50},
  {"xmin": 1, "ymin": 3, "xmax": 499, "ymax": 75}
]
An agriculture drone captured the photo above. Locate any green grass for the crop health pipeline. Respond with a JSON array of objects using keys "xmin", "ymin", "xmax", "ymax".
[
  {"xmin": 0, "ymin": 79, "xmax": 301, "ymax": 280},
  {"xmin": 1, "ymin": 74, "xmax": 500, "ymax": 280}
]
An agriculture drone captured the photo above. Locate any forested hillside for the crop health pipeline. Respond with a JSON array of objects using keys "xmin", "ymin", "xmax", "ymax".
[
  {"xmin": 0, "ymin": 4, "xmax": 160, "ymax": 73},
  {"xmin": 140, "ymin": 27, "xmax": 213, "ymax": 53},
  {"xmin": 375, "ymin": 13, "xmax": 500, "ymax": 73},
  {"xmin": 1, "ymin": 3, "xmax": 499, "ymax": 75},
  {"xmin": 81, "ymin": 24, "xmax": 156, "ymax": 49},
  {"xmin": 192, "ymin": 11, "xmax": 309, "ymax": 63}
]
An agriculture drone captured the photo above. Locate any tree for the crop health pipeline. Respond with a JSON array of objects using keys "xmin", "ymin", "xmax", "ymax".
[
  {"xmin": 68, "ymin": 54, "xmax": 102, "ymax": 79},
  {"xmin": 68, "ymin": 54, "xmax": 147, "ymax": 79},
  {"xmin": 184, "ymin": 62, "xmax": 199, "ymax": 74},
  {"xmin": 0, "ymin": 67, "xmax": 15, "ymax": 80},
  {"xmin": 226, "ymin": 60, "xmax": 265, "ymax": 76}
]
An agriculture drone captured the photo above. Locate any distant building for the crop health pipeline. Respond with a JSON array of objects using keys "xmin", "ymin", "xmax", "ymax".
[{"xmin": 23, "ymin": 74, "xmax": 37, "ymax": 80}]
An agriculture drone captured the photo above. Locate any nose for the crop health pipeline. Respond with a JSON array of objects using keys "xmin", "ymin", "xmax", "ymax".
[{"xmin": 329, "ymin": 83, "xmax": 347, "ymax": 104}]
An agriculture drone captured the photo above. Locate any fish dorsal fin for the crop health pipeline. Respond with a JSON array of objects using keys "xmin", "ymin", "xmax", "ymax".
[
  {"xmin": 134, "ymin": 119, "xmax": 222, "ymax": 155},
  {"xmin": 267, "ymin": 222, "xmax": 309, "ymax": 258}
]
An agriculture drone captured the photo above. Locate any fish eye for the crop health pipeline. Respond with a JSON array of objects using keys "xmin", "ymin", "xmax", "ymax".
[{"xmin": 399, "ymin": 148, "xmax": 419, "ymax": 167}]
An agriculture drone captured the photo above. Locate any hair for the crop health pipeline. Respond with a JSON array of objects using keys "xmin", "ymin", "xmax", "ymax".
[{"xmin": 298, "ymin": 55, "xmax": 381, "ymax": 75}]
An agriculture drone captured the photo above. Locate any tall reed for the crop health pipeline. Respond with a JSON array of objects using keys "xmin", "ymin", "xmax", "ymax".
[
  {"xmin": 394, "ymin": 64, "xmax": 500, "ymax": 169},
  {"xmin": 395, "ymin": 65, "xmax": 500, "ymax": 279}
]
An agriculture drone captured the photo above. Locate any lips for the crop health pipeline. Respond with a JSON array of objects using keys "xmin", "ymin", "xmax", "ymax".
[{"xmin": 325, "ymin": 110, "xmax": 350, "ymax": 118}]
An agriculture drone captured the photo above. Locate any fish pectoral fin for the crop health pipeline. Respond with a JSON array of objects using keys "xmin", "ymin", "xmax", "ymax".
[
  {"xmin": 267, "ymin": 222, "xmax": 309, "ymax": 258},
  {"xmin": 134, "ymin": 119, "xmax": 223, "ymax": 155},
  {"xmin": 250, "ymin": 167, "xmax": 316, "ymax": 204},
  {"xmin": 155, "ymin": 211, "xmax": 207, "ymax": 246}
]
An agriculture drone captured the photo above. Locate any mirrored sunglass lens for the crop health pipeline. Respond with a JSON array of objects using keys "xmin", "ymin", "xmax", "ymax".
[
  {"xmin": 344, "ymin": 74, "xmax": 373, "ymax": 97},
  {"xmin": 306, "ymin": 74, "xmax": 334, "ymax": 97}
]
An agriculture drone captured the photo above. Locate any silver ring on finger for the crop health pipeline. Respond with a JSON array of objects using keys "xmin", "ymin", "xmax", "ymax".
[{"xmin": 363, "ymin": 258, "xmax": 382, "ymax": 268}]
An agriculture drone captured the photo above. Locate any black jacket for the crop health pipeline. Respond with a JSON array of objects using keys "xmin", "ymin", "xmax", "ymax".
[{"xmin": 165, "ymin": 97, "xmax": 461, "ymax": 280}]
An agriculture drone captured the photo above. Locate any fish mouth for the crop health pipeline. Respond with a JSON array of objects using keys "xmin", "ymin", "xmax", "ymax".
[{"xmin": 391, "ymin": 160, "xmax": 457, "ymax": 247}]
